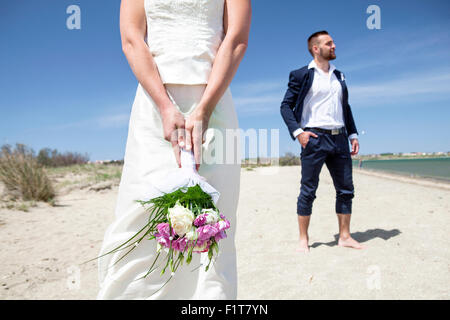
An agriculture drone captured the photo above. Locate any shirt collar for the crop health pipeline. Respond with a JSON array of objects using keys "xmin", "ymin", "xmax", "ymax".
[{"xmin": 308, "ymin": 59, "xmax": 336, "ymax": 75}]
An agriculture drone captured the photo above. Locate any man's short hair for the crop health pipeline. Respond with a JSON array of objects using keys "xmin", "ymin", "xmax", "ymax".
[{"xmin": 307, "ymin": 30, "xmax": 329, "ymax": 57}]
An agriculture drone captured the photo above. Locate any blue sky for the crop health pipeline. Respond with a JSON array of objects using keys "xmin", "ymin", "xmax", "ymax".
[{"xmin": 1, "ymin": 0, "xmax": 450, "ymax": 161}]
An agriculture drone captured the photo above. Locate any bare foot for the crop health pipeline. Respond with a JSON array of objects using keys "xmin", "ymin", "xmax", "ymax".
[
  {"xmin": 338, "ymin": 236, "xmax": 365, "ymax": 249},
  {"xmin": 296, "ymin": 239, "xmax": 310, "ymax": 253}
]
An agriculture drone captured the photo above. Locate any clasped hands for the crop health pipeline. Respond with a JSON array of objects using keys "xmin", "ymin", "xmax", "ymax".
[{"xmin": 160, "ymin": 103, "xmax": 211, "ymax": 171}]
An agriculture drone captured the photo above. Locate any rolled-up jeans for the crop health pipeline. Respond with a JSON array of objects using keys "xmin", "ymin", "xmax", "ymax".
[{"xmin": 297, "ymin": 128, "xmax": 354, "ymax": 216}]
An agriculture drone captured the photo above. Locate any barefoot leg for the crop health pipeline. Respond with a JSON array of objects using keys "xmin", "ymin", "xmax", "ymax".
[
  {"xmin": 297, "ymin": 215, "xmax": 310, "ymax": 252},
  {"xmin": 336, "ymin": 213, "xmax": 365, "ymax": 249}
]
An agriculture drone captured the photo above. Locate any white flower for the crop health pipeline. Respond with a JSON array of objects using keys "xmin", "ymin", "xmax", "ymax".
[
  {"xmin": 168, "ymin": 201, "xmax": 195, "ymax": 237},
  {"xmin": 202, "ymin": 208, "xmax": 220, "ymax": 224},
  {"xmin": 185, "ymin": 227, "xmax": 198, "ymax": 241}
]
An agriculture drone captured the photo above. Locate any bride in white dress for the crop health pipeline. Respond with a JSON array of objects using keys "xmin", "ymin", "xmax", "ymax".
[{"xmin": 96, "ymin": 0, "xmax": 251, "ymax": 299}]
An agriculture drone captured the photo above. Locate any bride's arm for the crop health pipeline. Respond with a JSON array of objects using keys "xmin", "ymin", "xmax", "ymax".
[
  {"xmin": 120, "ymin": 0, "xmax": 185, "ymax": 166},
  {"xmin": 199, "ymin": 0, "xmax": 252, "ymax": 113},
  {"xmin": 185, "ymin": 0, "xmax": 252, "ymax": 167}
]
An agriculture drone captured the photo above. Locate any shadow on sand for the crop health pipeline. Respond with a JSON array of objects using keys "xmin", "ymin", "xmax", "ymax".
[{"xmin": 310, "ymin": 228, "xmax": 402, "ymax": 248}]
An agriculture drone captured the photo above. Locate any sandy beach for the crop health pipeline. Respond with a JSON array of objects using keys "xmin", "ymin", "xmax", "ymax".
[{"xmin": 0, "ymin": 166, "xmax": 449, "ymax": 299}]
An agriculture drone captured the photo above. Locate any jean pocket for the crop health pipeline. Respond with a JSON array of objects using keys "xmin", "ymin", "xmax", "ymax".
[
  {"xmin": 337, "ymin": 134, "xmax": 350, "ymax": 154},
  {"xmin": 302, "ymin": 135, "xmax": 319, "ymax": 154}
]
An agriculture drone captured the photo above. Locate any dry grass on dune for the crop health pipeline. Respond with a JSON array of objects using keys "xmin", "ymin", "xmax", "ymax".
[
  {"xmin": 0, "ymin": 163, "xmax": 123, "ymax": 212},
  {"xmin": 0, "ymin": 143, "xmax": 123, "ymax": 212},
  {"xmin": 0, "ymin": 150, "xmax": 56, "ymax": 204}
]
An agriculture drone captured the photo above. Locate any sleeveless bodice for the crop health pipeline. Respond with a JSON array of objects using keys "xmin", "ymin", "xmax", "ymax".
[{"xmin": 144, "ymin": 0, "xmax": 225, "ymax": 84}]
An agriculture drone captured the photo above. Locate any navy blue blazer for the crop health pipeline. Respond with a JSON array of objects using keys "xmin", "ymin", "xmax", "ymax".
[{"xmin": 280, "ymin": 65, "xmax": 358, "ymax": 140}]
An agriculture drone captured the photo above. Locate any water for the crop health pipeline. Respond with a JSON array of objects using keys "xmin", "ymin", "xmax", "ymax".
[{"xmin": 352, "ymin": 157, "xmax": 450, "ymax": 181}]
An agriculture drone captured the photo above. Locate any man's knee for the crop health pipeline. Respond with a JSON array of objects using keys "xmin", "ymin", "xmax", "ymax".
[
  {"xmin": 337, "ymin": 190, "xmax": 354, "ymax": 201},
  {"xmin": 297, "ymin": 192, "xmax": 316, "ymax": 216},
  {"xmin": 336, "ymin": 191, "xmax": 354, "ymax": 214}
]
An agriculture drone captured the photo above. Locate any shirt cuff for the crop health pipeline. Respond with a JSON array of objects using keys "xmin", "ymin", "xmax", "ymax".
[
  {"xmin": 348, "ymin": 133, "xmax": 358, "ymax": 140},
  {"xmin": 293, "ymin": 128, "xmax": 304, "ymax": 138}
]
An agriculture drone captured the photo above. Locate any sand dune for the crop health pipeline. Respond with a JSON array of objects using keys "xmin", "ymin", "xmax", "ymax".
[{"xmin": 0, "ymin": 166, "xmax": 448, "ymax": 299}]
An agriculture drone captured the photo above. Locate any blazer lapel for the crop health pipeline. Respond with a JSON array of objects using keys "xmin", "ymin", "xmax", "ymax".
[{"xmin": 334, "ymin": 69, "xmax": 348, "ymax": 104}]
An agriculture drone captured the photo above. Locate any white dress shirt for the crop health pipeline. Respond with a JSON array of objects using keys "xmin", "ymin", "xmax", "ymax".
[{"xmin": 293, "ymin": 60, "xmax": 358, "ymax": 140}]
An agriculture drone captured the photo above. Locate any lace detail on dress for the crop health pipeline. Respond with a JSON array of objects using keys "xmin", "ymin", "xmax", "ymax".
[{"xmin": 144, "ymin": 0, "xmax": 225, "ymax": 84}]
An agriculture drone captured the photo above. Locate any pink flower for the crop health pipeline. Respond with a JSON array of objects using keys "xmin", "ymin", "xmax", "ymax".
[
  {"xmin": 194, "ymin": 214, "xmax": 207, "ymax": 227},
  {"xmin": 214, "ymin": 219, "xmax": 230, "ymax": 232},
  {"xmin": 156, "ymin": 234, "xmax": 170, "ymax": 248},
  {"xmin": 172, "ymin": 237, "xmax": 188, "ymax": 252},
  {"xmin": 197, "ymin": 224, "xmax": 219, "ymax": 241},
  {"xmin": 214, "ymin": 230, "xmax": 227, "ymax": 242},
  {"xmin": 156, "ymin": 223, "xmax": 174, "ymax": 238}
]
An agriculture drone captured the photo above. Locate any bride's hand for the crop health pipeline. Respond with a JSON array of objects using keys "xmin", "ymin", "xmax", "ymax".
[
  {"xmin": 160, "ymin": 104, "xmax": 186, "ymax": 168},
  {"xmin": 185, "ymin": 108, "xmax": 210, "ymax": 171}
]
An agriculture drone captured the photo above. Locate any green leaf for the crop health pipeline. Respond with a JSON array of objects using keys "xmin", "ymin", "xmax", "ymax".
[{"xmin": 208, "ymin": 247, "xmax": 213, "ymax": 260}]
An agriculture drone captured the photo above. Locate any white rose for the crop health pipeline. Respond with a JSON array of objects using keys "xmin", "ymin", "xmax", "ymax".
[
  {"xmin": 185, "ymin": 227, "xmax": 198, "ymax": 241},
  {"xmin": 168, "ymin": 201, "xmax": 195, "ymax": 237},
  {"xmin": 202, "ymin": 208, "xmax": 220, "ymax": 224}
]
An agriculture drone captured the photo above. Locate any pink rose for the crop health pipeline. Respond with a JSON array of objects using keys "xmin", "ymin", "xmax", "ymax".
[
  {"xmin": 156, "ymin": 234, "xmax": 170, "ymax": 248},
  {"xmin": 172, "ymin": 237, "xmax": 188, "ymax": 252},
  {"xmin": 214, "ymin": 230, "xmax": 227, "ymax": 242},
  {"xmin": 214, "ymin": 219, "xmax": 230, "ymax": 232},
  {"xmin": 156, "ymin": 223, "xmax": 175, "ymax": 238},
  {"xmin": 194, "ymin": 214, "xmax": 207, "ymax": 227},
  {"xmin": 197, "ymin": 224, "xmax": 219, "ymax": 241}
]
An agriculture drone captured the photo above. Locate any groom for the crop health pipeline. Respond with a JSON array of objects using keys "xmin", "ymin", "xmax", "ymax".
[{"xmin": 280, "ymin": 30, "xmax": 364, "ymax": 252}]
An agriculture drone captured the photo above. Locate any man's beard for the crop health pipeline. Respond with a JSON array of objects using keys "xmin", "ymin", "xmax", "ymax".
[{"xmin": 319, "ymin": 48, "xmax": 336, "ymax": 60}]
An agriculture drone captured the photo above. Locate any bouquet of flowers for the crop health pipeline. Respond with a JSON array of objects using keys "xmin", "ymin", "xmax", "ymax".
[{"xmin": 85, "ymin": 149, "xmax": 230, "ymax": 295}]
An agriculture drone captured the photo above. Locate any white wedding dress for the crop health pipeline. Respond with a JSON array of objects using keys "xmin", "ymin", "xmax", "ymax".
[{"xmin": 96, "ymin": 0, "xmax": 241, "ymax": 299}]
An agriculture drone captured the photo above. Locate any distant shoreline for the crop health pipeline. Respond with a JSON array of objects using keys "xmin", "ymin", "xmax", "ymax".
[
  {"xmin": 351, "ymin": 157, "xmax": 450, "ymax": 182},
  {"xmin": 353, "ymin": 167, "xmax": 450, "ymax": 190},
  {"xmin": 353, "ymin": 155, "xmax": 450, "ymax": 161}
]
